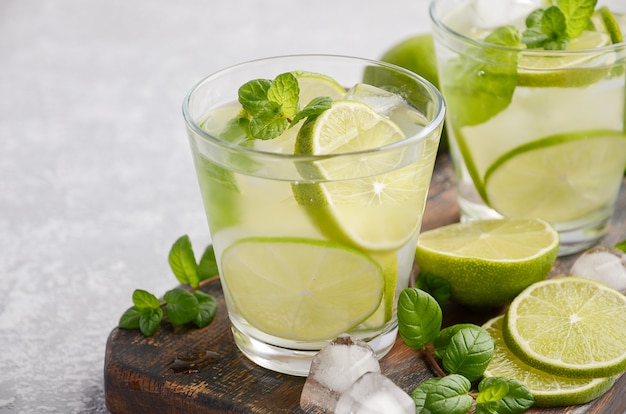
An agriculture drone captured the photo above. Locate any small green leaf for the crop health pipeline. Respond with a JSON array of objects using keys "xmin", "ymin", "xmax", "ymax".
[
  {"xmin": 139, "ymin": 307, "xmax": 164, "ymax": 336},
  {"xmin": 440, "ymin": 325, "xmax": 495, "ymax": 381},
  {"xmin": 118, "ymin": 306, "xmax": 142, "ymax": 329},
  {"xmin": 248, "ymin": 104, "xmax": 288, "ymax": 140},
  {"xmin": 416, "ymin": 272, "xmax": 451, "ymax": 307},
  {"xmin": 615, "ymin": 239, "xmax": 626, "ymax": 253},
  {"xmin": 433, "ymin": 323, "xmax": 477, "ymax": 358},
  {"xmin": 168, "ymin": 235, "xmax": 199, "ymax": 288},
  {"xmin": 198, "ymin": 244, "xmax": 218, "ymax": 281},
  {"xmin": 397, "ymin": 288, "xmax": 442, "ymax": 350},
  {"xmin": 558, "ymin": 0, "xmax": 597, "ymax": 38},
  {"xmin": 290, "ymin": 96, "xmax": 332, "ymax": 126},
  {"xmin": 411, "ymin": 374, "xmax": 473, "ymax": 414},
  {"xmin": 193, "ymin": 291, "xmax": 218, "ymax": 328},
  {"xmin": 164, "ymin": 288, "xmax": 200, "ymax": 326},
  {"xmin": 476, "ymin": 377, "xmax": 535, "ymax": 414},
  {"xmin": 267, "ymin": 72, "xmax": 299, "ymax": 119},
  {"xmin": 238, "ymin": 79, "xmax": 272, "ymax": 115},
  {"xmin": 132, "ymin": 289, "xmax": 161, "ymax": 310}
]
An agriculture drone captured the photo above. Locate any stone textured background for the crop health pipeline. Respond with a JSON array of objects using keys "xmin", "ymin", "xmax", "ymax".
[{"xmin": 0, "ymin": 0, "xmax": 430, "ymax": 412}]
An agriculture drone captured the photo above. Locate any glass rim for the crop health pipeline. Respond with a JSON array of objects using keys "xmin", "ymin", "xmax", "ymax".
[
  {"xmin": 182, "ymin": 54, "xmax": 446, "ymax": 161},
  {"xmin": 429, "ymin": 0, "xmax": 626, "ymax": 56}
]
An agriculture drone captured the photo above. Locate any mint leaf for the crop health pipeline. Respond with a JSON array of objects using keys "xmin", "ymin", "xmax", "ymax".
[
  {"xmin": 439, "ymin": 325, "xmax": 494, "ymax": 381},
  {"xmin": 397, "ymin": 288, "xmax": 442, "ymax": 350},
  {"xmin": 132, "ymin": 289, "xmax": 161, "ymax": 310},
  {"xmin": 290, "ymin": 96, "xmax": 332, "ymax": 126},
  {"xmin": 433, "ymin": 323, "xmax": 478, "ymax": 358},
  {"xmin": 443, "ymin": 25, "xmax": 521, "ymax": 126},
  {"xmin": 615, "ymin": 239, "xmax": 626, "ymax": 253},
  {"xmin": 198, "ymin": 244, "xmax": 218, "ymax": 281},
  {"xmin": 193, "ymin": 291, "xmax": 218, "ymax": 328},
  {"xmin": 248, "ymin": 103, "xmax": 288, "ymax": 140},
  {"xmin": 476, "ymin": 377, "xmax": 535, "ymax": 414},
  {"xmin": 138, "ymin": 307, "xmax": 163, "ymax": 336},
  {"xmin": 267, "ymin": 72, "xmax": 299, "ymax": 119},
  {"xmin": 416, "ymin": 272, "xmax": 451, "ymax": 307},
  {"xmin": 238, "ymin": 79, "xmax": 273, "ymax": 115},
  {"xmin": 558, "ymin": 0, "xmax": 597, "ymax": 38},
  {"xmin": 411, "ymin": 374, "xmax": 473, "ymax": 414},
  {"xmin": 164, "ymin": 288, "xmax": 200, "ymax": 326},
  {"xmin": 119, "ymin": 306, "xmax": 142, "ymax": 329},
  {"xmin": 168, "ymin": 235, "xmax": 199, "ymax": 288}
]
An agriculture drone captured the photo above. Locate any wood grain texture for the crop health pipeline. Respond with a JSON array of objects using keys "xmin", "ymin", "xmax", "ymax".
[{"xmin": 104, "ymin": 154, "xmax": 626, "ymax": 414}]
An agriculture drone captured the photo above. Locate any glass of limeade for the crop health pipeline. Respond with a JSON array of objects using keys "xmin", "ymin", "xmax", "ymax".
[
  {"xmin": 430, "ymin": 0, "xmax": 626, "ymax": 255},
  {"xmin": 182, "ymin": 55, "xmax": 445, "ymax": 375}
]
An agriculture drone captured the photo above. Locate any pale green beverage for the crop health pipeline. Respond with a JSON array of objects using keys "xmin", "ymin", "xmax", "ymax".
[
  {"xmin": 183, "ymin": 56, "xmax": 444, "ymax": 375},
  {"xmin": 430, "ymin": 0, "xmax": 626, "ymax": 255}
]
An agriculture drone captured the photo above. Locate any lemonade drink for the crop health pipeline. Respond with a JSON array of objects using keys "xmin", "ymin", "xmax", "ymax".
[
  {"xmin": 430, "ymin": 0, "xmax": 626, "ymax": 255},
  {"xmin": 183, "ymin": 56, "xmax": 444, "ymax": 375}
]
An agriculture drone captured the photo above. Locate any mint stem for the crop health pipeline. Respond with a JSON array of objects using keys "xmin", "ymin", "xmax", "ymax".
[{"xmin": 422, "ymin": 344, "xmax": 447, "ymax": 377}]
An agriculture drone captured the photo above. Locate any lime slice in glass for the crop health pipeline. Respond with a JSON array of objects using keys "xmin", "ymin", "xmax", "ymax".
[
  {"xmin": 484, "ymin": 130, "xmax": 626, "ymax": 223},
  {"xmin": 483, "ymin": 315, "xmax": 615, "ymax": 407},
  {"xmin": 292, "ymin": 99, "xmax": 434, "ymax": 251},
  {"xmin": 517, "ymin": 31, "xmax": 614, "ymax": 88},
  {"xmin": 415, "ymin": 218, "xmax": 559, "ymax": 308},
  {"xmin": 220, "ymin": 237, "xmax": 384, "ymax": 341},
  {"xmin": 592, "ymin": 6, "xmax": 624, "ymax": 44},
  {"xmin": 504, "ymin": 276, "xmax": 626, "ymax": 378}
]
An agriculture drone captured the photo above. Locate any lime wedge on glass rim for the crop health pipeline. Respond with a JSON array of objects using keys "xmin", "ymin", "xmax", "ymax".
[
  {"xmin": 292, "ymin": 99, "xmax": 433, "ymax": 251},
  {"xmin": 484, "ymin": 130, "xmax": 626, "ymax": 223},
  {"xmin": 220, "ymin": 237, "xmax": 384, "ymax": 342},
  {"xmin": 503, "ymin": 277, "xmax": 626, "ymax": 378},
  {"xmin": 483, "ymin": 315, "xmax": 615, "ymax": 407}
]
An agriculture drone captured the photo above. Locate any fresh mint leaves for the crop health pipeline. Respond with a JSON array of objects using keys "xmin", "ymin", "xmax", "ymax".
[
  {"xmin": 119, "ymin": 235, "xmax": 218, "ymax": 336},
  {"xmin": 237, "ymin": 72, "xmax": 332, "ymax": 140},
  {"xmin": 397, "ymin": 287, "xmax": 534, "ymax": 414},
  {"xmin": 522, "ymin": 0, "xmax": 597, "ymax": 49}
]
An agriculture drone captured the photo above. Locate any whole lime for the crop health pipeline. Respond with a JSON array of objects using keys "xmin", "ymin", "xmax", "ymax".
[{"xmin": 380, "ymin": 33, "xmax": 448, "ymax": 152}]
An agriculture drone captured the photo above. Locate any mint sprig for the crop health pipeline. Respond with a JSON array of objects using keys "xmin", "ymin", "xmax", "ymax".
[
  {"xmin": 522, "ymin": 0, "xmax": 597, "ymax": 50},
  {"xmin": 237, "ymin": 72, "xmax": 332, "ymax": 140},
  {"xmin": 118, "ymin": 235, "xmax": 219, "ymax": 336},
  {"xmin": 398, "ymin": 288, "xmax": 534, "ymax": 414}
]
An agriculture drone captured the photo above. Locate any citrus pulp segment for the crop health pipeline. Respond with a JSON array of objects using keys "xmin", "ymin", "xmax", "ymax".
[
  {"xmin": 484, "ymin": 131, "xmax": 626, "ymax": 223},
  {"xmin": 293, "ymin": 99, "xmax": 434, "ymax": 251},
  {"xmin": 503, "ymin": 277, "xmax": 626, "ymax": 378},
  {"xmin": 415, "ymin": 218, "xmax": 559, "ymax": 308},
  {"xmin": 483, "ymin": 315, "xmax": 615, "ymax": 407},
  {"xmin": 220, "ymin": 237, "xmax": 384, "ymax": 341}
]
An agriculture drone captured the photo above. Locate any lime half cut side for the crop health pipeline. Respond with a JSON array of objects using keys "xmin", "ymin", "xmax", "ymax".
[
  {"xmin": 503, "ymin": 277, "xmax": 626, "ymax": 378},
  {"xmin": 293, "ymin": 99, "xmax": 435, "ymax": 251},
  {"xmin": 484, "ymin": 130, "xmax": 626, "ymax": 223},
  {"xmin": 415, "ymin": 218, "xmax": 559, "ymax": 308},
  {"xmin": 220, "ymin": 237, "xmax": 384, "ymax": 342},
  {"xmin": 483, "ymin": 315, "xmax": 615, "ymax": 407}
]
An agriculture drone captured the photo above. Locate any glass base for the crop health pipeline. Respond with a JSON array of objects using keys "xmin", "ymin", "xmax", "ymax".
[
  {"xmin": 231, "ymin": 323, "xmax": 399, "ymax": 377},
  {"xmin": 457, "ymin": 195, "xmax": 611, "ymax": 257}
]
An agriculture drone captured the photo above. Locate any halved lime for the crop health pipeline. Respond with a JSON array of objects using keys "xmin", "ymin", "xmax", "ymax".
[
  {"xmin": 220, "ymin": 237, "xmax": 383, "ymax": 341},
  {"xmin": 484, "ymin": 130, "xmax": 626, "ymax": 223},
  {"xmin": 415, "ymin": 218, "xmax": 559, "ymax": 308},
  {"xmin": 292, "ymin": 99, "xmax": 434, "ymax": 251},
  {"xmin": 483, "ymin": 315, "xmax": 615, "ymax": 407},
  {"xmin": 504, "ymin": 277, "xmax": 626, "ymax": 378}
]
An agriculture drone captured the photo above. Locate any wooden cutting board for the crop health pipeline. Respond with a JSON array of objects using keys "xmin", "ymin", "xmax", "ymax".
[{"xmin": 104, "ymin": 154, "xmax": 626, "ymax": 414}]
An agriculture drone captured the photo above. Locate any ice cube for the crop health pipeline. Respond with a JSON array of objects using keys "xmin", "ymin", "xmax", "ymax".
[
  {"xmin": 570, "ymin": 245, "xmax": 626, "ymax": 294},
  {"xmin": 334, "ymin": 372, "xmax": 415, "ymax": 414},
  {"xmin": 300, "ymin": 334, "xmax": 381, "ymax": 413}
]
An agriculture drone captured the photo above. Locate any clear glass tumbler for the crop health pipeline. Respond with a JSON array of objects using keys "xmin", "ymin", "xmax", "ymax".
[
  {"xmin": 430, "ymin": 0, "xmax": 626, "ymax": 255},
  {"xmin": 182, "ymin": 55, "xmax": 445, "ymax": 375}
]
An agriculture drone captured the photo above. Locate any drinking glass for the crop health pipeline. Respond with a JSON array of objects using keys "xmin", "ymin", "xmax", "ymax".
[
  {"xmin": 182, "ymin": 55, "xmax": 445, "ymax": 375},
  {"xmin": 430, "ymin": 0, "xmax": 626, "ymax": 255}
]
